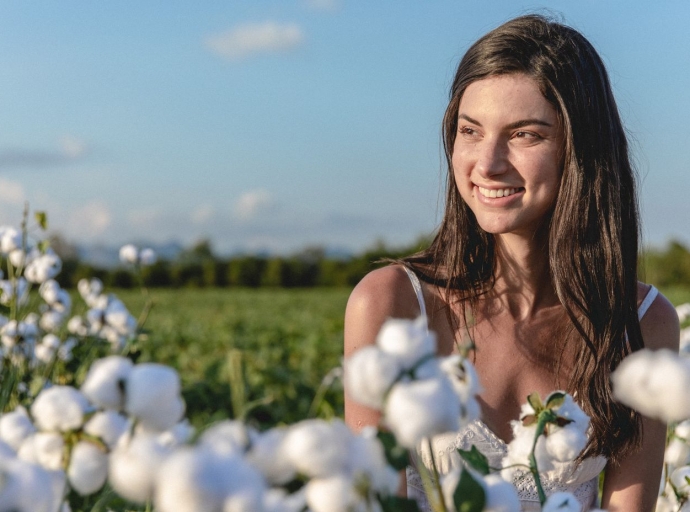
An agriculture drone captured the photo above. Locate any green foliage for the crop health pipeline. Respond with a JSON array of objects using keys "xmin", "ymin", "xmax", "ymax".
[
  {"xmin": 453, "ymin": 469, "xmax": 486, "ymax": 512},
  {"xmin": 115, "ymin": 287, "xmax": 350, "ymax": 429},
  {"xmin": 641, "ymin": 240, "xmax": 690, "ymax": 288},
  {"xmin": 457, "ymin": 446, "xmax": 490, "ymax": 476}
]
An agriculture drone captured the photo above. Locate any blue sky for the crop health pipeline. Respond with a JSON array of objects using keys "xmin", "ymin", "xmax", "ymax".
[{"xmin": 0, "ymin": 0, "xmax": 688, "ymax": 254}]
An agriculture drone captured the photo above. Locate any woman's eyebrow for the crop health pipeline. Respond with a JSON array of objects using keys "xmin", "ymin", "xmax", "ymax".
[{"xmin": 457, "ymin": 113, "xmax": 553, "ymax": 130}]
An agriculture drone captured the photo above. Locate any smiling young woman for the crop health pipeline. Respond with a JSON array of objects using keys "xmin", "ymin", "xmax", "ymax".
[{"xmin": 344, "ymin": 14, "xmax": 679, "ymax": 512}]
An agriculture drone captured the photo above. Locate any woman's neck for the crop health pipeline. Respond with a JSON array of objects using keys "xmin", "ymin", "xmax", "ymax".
[{"xmin": 490, "ymin": 232, "xmax": 560, "ymax": 319}]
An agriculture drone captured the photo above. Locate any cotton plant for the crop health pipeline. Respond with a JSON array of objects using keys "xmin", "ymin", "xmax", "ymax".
[
  {"xmin": 345, "ymin": 317, "xmax": 602, "ymax": 512},
  {"xmin": 0, "ymin": 355, "xmax": 189, "ymax": 510}
]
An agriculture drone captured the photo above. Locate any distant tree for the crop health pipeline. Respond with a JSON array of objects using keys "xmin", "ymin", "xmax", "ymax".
[
  {"xmin": 141, "ymin": 260, "xmax": 173, "ymax": 287},
  {"xmin": 109, "ymin": 268, "xmax": 135, "ymax": 289},
  {"xmin": 228, "ymin": 257, "xmax": 266, "ymax": 287}
]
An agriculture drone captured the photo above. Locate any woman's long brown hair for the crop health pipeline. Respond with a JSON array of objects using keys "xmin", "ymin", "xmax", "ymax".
[{"xmin": 403, "ymin": 14, "xmax": 643, "ymax": 463}]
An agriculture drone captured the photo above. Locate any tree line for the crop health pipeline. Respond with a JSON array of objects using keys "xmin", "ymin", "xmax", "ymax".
[{"xmin": 47, "ymin": 237, "xmax": 690, "ymax": 290}]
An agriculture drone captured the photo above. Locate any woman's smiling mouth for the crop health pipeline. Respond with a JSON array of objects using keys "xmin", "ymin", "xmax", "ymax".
[{"xmin": 477, "ymin": 186, "xmax": 524, "ymax": 198}]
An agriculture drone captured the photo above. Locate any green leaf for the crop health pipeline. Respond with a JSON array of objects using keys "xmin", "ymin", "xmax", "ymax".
[
  {"xmin": 457, "ymin": 445, "xmax": 490, "ymax": 475},
  {"xmin": 545, "ymin": 391, "xmax": 566, "ymax": 410},
  {"xmin": 379, "ymin": 496, "xmax": 421, "ymax": 512},
  {"xmin": 377, "ymin": 430, "xmax": 410, "ymax": 471},
  {"xmin": 527, "ymin": 392, "xmax": 543, "ymax": 412},
  {"xmin": 38, "ymin": 239, "xmax": 50, "ymax": 254},
  {"xmin": 453, "ymin": 469, "xmax": 486, "ymax": 512},
  {"xmin": 34, "ymin": 211, "xmax": 48, "ymax": 230}
]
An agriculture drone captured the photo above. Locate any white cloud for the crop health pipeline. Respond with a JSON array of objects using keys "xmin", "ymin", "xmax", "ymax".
[
  {"xmin": 303, "ymin": 0, "xmax": 340, "ymax": 11},
  {"xmin": 234, "ymin": 190, "xmax": 273, "ymax": 220},
  {"xmin": 68, "ymin": 201, "xmax": 112, "ymax": 237},
  {"xmin": 204, "ymin": 22, "xmax": 305, "ymax": 61},
  {"xmin": 127, "ymin": 207, "xmax": 163, "ymax": 229},
  {"xmin": 191, "ymin": 204, "xmax": 214, "ymax": 225},
  {"xmin": 0, "ymin": 178, "xmax": 25, "ymax": 205},
  {"xmin": 60, "ymin": 136, "xmax": 88, "ymax": 159}
]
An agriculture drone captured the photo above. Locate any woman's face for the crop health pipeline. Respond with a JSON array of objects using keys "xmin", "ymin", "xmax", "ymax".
[{"xmin": 452, "ymin": 73, "xmax": 563, "ymax": 238}]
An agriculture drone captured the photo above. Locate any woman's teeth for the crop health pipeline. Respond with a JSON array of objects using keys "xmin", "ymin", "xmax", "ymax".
[{"xmin": 478, "ymin": 186, "xmax": 520, "ymax": 198}]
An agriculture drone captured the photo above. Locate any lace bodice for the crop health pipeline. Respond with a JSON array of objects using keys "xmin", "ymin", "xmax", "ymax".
[{"xmin": 406, "ymin": 419, "xmax": 607, "ymax": 511}]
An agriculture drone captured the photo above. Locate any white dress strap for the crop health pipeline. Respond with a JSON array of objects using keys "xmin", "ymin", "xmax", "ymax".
[
  {"xmin": 402, "ymin": 266, "xmax": 427, "ymax": 323},
  {"xmin": 638, "ymin": 285, "xmax": 658, "ymax": 321}
]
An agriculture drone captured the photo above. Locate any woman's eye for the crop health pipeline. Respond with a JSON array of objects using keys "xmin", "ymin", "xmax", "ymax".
[
  {"xmin": 514, "ymin": 131, "xmax": 540, "ymax": 139},
  {"xmin": 459, "ymin": 126, "xmax": 477, "ymax": 136}
]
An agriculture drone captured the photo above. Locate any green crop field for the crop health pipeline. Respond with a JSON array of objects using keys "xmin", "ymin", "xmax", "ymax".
[
  {"xmin": 112, "ymin": 287, "xmax": 352, "ymax": 430},
  {"xmin": 109, "ymin": 284, "xmax": 689, "ymax": 433}
]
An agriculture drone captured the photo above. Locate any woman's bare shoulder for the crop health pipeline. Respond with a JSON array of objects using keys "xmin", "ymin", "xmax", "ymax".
[
  {"xmin": 637, "ymin": 283, "xmax": 680, "ymax": 352},
  {"xmin": 344, "ymin": 265, "xmax": 422, "ymax": 356}
]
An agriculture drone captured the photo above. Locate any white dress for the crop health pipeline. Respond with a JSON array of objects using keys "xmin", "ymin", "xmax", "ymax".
[{"xmin": 401, "ymin": 267, "xmax": 659, "ymax": 512}]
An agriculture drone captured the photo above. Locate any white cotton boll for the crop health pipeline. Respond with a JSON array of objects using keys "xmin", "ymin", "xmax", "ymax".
[
  {"xmin": 84, "ymin": 411, "xmax": 129, "ymax": 449},
  {"xmin": 666, "ymin": 438, "xmax": 690, "ymax": 467},
  {"xmin": 156, "ymin": 420, "xmax": 195, "ymax": 448},
  {"xmin": 8, "ymin": 249, "xmax": 25, "ymax": 268},
  {"xmin": 344, "ymin": 345, "xmax": 401, "ymax": 409},
  {"xmin": 376, "ymin": 317, "xmax": 436, "ymax": 370},
  {"xmin": 223, "ymin": 492, "xmax": 264, "ymax": 512},
  {"xmin": 81, "ymin": 356, "xmax": 133, "ymax": 410},
  {"xmin": 100, "ymin": 325, "xmax": 126, "ymax": 351},
  {"xmin": 483, "ymin": 473, "xmax": 521, "ymax": 512},
  {"xmin": 105, "ymin": 299, "xmax": 137, "ymax": 336},
  {"xmin": 32, "ymin": 432, "xmax": 65, "ymax": 471},
  {"xmin": 0, "ymin": 406, "xmax": 36, "ymax": 451},
  {"xmin": 245, "ymin": 427, "xmax": 296, "ymax": 485},
  {"xmin": 542, "ymin": 492, "xmax": 580, "ymax": 512},
  {"xmin": 677, "ymin": 303, "xmax": 690, "ymax": 323},
  {"xmin": 40, "ymin": 311, "xmax": 64, "ymax": 332},
  {"xmin": 67, "ymin": 316, "xmax": 87, "ymax": 337},
  {"xmin": 304, "ymin": 475, "xmax": 361, "ymax": 512},
  {"xmin": 0, "ymin": 226, "xmax": 22, "ymax": 253},
  {"xmin": 34, "ymin": 343, "xmax": 56, "ymax": 365},
  {"xmin": 544, "ymin": 426, "xmax": 588, "ymax": 463},
  {"xmin": 39, "ymin": 280, "xmax": 60, "ymax": 304},
  {"xmin": 283, "ymin": 419, "xmax": 352, "ymax": 478},
  {"xmin": 109, "ymin": 434, "xmax": 172, "ymax": 504},
  {"xmin": 86, "ymin": 308, "xmax": 105, "ymax": 331},
  {"xmin": 440, "ymin": 355, "xmax": 482, "ymax": 394},
  {"xmin": 384, "ymin": 376, "xmax": 460, "ymax": 449},
  {"xmin": 119, "ymin": 244, "xmax": 139, "ymax": 264},
  {"xmin": 31, "ymin": 386, "xmax": 90, "ymax": 432},
  {"xmin": 612, "ymin": 349, "xmax": 690, "ymax": 422},
  {"xmin": 125, "ymin": 363, "xmax": 185, "ymax": 431},
  {"xmin": 346, "ymin": 428, "xmax": 399, "ymax": 495},
  {"xmin": 154, "ymin": 447, "xmax": 266, "ymax": 512},
  {"xmin": 1, "ymin": 320, "xmax": 19, "ymax": 348},
  {"xmin": 657, "ymin": 494, "xmax": 681, "ymax": 512},
  {"xmin": 67, "ymin": 441, "xmax": 108, "ymax": 495},
  {"xmin": 502, "ymin": 422, "xmax": 543, "ymax": 478},
  {"xmin": 671, "ymin": 466, "xmax": 690, "ymax": 496},
  {"xmin": 0, "ymin": 439, "xmax": 16, "ymax": 459},
  {"xmin": 25, "ymin": 253, "xmax": 62, "ymax": 284},
  {"xmin": 58, "ymin": 337, "xmax": 77, "ymax": 362},
  {"xmin": 41, "ymin": 334, "xmax": 61, "ymax": 351},
  {"xmin": 263, "ymin": 489, "xmax": 308, "ymax": 512},
  {"xmin": 140, "ymin": 248, "xmax": 157, "ymax": 266},
  {"xmin": 551, "ymin": 394, "xmax": 590, "ymax": 433},
  {"xmin": 677, "ymin": 420, "xmax": 690, "ymax": 440},
  {"xmin": 0, "ymin": 457, "xmax": 56, "ymax": 512}
]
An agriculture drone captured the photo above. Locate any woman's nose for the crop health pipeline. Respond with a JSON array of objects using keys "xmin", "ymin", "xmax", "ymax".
[{"xmin": 475, "ymin": 138, "xmax": 509, "ymax": 178}]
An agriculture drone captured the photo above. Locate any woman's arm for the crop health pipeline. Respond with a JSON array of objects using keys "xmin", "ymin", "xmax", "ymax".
[
  {"xmin": 344, "ymin": 265, "xmax": 422, "ymax": 432},
  {"xmin": 344, "ymin": 265, "xmax": 423, "ymax": 497},
  {"xmin": 601, "ymin": 291, "xmax": 680, "ymax": 512}
]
